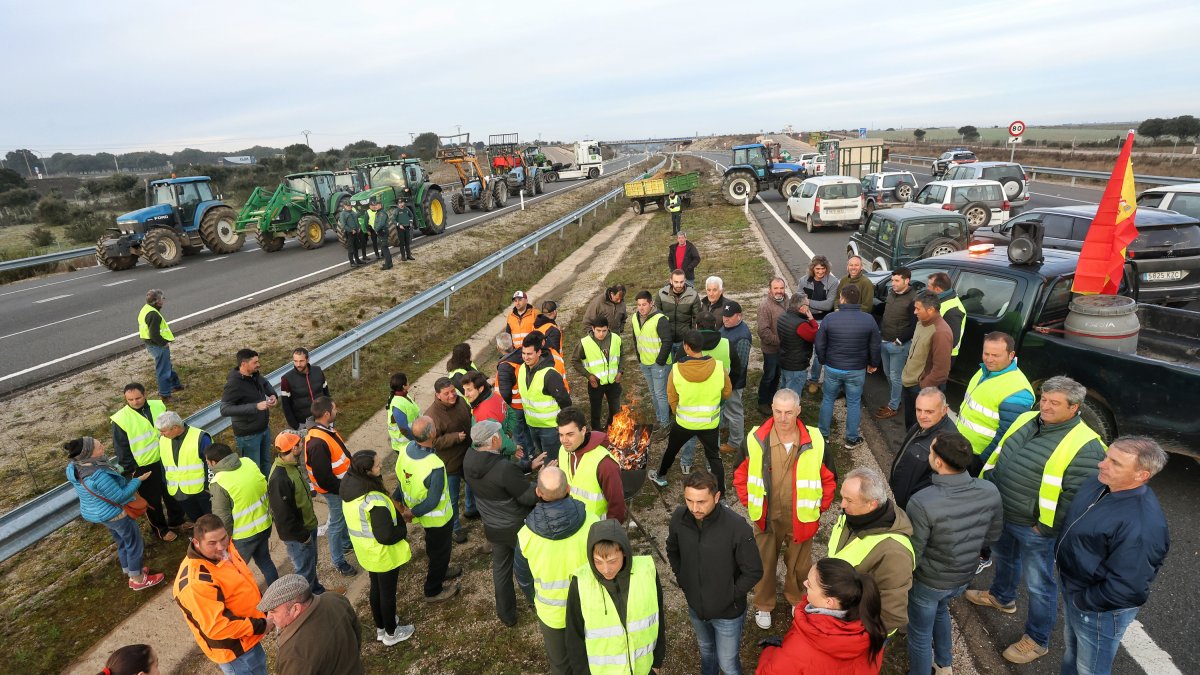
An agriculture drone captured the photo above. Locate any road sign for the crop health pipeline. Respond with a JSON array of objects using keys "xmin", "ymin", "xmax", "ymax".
[
  {"xmin": 858, "ymin": 127, "xmax": 868, "ymax": 139},
  {"xmin": 1009, "ymin": 120, "xmax": 1026, "ymax": 137},
  {"xmin": 1007, "ymin": 136, "xmax": 1023, "ymax": 144}
]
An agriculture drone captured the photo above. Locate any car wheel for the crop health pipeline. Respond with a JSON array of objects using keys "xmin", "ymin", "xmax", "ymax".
[
  {"xmin": 1001, "ymin": 179, "xmax": 1023, "ymax": 200},
  {"xmin": 786, "ymin": 205, "xmax": 795, "ymax": 223},
  {"xmin": 922, "ymin": 237, "xmax": 963, "ymax": 258},
  {"xmin": 962, "ymin": 202, "xmax": 991, "ymax": 229},
  {"xmin": 893, "ymin": 182, "xmax": 914, "ymax": 202},
  {"xmin": 806, "ymin": 215, "xmax": 817, "ymax": 233}
]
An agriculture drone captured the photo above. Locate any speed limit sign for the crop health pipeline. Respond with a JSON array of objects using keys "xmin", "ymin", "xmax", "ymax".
[{"xmin": 1009, "ymin": 120, "xmax": 1026, "ymax": 137}]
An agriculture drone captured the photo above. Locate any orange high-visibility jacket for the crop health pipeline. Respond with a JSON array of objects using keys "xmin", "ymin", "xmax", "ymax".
[{"xmin": 173, "ymin": 543, "xmax": 266, "ymax": 664}]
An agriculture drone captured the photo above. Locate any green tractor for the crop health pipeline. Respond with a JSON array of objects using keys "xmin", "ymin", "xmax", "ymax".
[
  {"xmin": 234, "ymin": 171, "xmax": 348, "ymax": 252},
  {"xmin": 349, "ymin": 156, "xmax": 447, "ymax": 245}
]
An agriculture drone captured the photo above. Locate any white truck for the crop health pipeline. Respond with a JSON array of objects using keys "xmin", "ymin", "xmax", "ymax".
[{"xmin": 538, "ymin": 141, "xmax": 604, "ymax": 182}]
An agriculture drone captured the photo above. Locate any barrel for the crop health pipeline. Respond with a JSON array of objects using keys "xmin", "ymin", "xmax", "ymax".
[{"xmin": 1064, "ymin": 295, "xmax": 1140, "ymax": 353}]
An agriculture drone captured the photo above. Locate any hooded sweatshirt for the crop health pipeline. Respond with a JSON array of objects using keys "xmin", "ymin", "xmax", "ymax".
[
  {"xmin": 666, "ymin": 355, "xmax": 732, "ymax": 413},
  {"xmin": 756, "ymin": 595, "xmax": 883, "ymax": 675},
  {"xmin": 565, "ymin": 519, "xmax": 666, "ymax": 673},
  {"xmin": 563, "ymin": 431, "xmax": 627, "ymax": 524},
  {"xmin": 210, "ymin": 452, "xmax": 247, "ymax": 536}
]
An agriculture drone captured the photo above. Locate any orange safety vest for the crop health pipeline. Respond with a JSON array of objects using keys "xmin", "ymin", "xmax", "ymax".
[
  {"xmin": 305, "ymin": 426, "xmax": 350, "ymax": 493},
  {"xmin": 173, "ymin": 544, "xmax": 265, "ymax": 664},
  {"xmin": 499, "ymin": 360, "xmax": 524, "ymax": 410},
  {"xmin": 549, "ymin": 347, "xmax": 570, "ymax": 393},
  {"xmin": 506, "ymin": 309, "xmax": 539, "ymax": 349}
]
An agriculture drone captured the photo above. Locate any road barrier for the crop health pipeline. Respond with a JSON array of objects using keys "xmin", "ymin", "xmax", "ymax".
[
  {"xmin": 0, "ymin": 246, "xmax": 93, "ymax": 274},
  {"xmin": 889, "ymin": 154, "xmax": 1194, "ymax": 187},
  {"xmin": 0, "ymin": 156, "xmax": 663, "ymax": 563}
]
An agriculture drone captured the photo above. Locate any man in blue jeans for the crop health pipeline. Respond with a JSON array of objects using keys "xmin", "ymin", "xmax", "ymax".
[
  {"xmin": 632, "ymin": 290, "xmax": 673, "ymax": 427},
  {"xmin": 220, "ymin": 348, "xmax": 278, "ymax": 477},
  {"xmin": 813, "ymin": 285, "xmax": 880, "ymax": 448},
  {"xmin": 906, "ymin": 433, "xmax": 1002, "ymax": 675},
  {"xmin": 874, "ymin": 267, "xmax": 916, "ymax": 420},
  {"xmin": 138, "ymin": 288, "xmax": 183, "ymax": 401}
]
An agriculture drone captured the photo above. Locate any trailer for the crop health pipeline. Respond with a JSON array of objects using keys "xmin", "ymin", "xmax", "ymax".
[{"xmin": 623, "ymin": 171, "xmax": 700, "ymax": 214}]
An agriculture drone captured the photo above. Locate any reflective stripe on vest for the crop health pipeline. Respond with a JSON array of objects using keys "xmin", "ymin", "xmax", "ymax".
[
  {"xmin": 981, "ymin": 411, "xmax": 1105, "ymax": 528},
  {"xmin": 745, "ymin": 424, "xmax": 826, "ymax": 523},
  {"xmin": 572, "ymin": 556, "xmax": 659, "ymax": 675},
  {"xmin": 559, "ymin": 445, "xmax": 616, "ymax": 520},
  {"xmin": 110, "ymin": 400, "xmax": 167, "ymax": 467},
  {"xmin": 516, "ymin": 514, "xmax": 596, "ymax": 629},
  {"xmin": 672, "ymin": 361, "xmax": 723, "ymax": 429},
  {"xmin": 342, "ymin": 491, "xmax": 413, "ymax": 573},
  {"xmin": 507, "ymin": 309, "xmax": 539, "ymax": 349},
  {"xmin": 448, "ymin": 362, "xmax": 479, "ymax": 380},
  {"xmin": 703, "ymin": 337, "xmax": 731, "ymax": 374},
  {"xmin": 632, "ymin": 313, "xmax": 666, "ymax": 366},
  {"xmin": 939, "ymin": 296, "xmax": 967, "ymax": 356},
  {"xmin": 137, "ymin": 304, "xmax": 174, "ymax": 342},
  {"xmin": 956, "ymin": 367, "xmax": 1034, "ymax": 455},
  {"xmin": 517, "ymin": 365, "xmax": 560, "ymax": 428},
  {"xmin": 550, "ymin": 348, "xmax": 571, "ymax": 394},
  {"xmin": 581, "ymin": 334, "xmax": 622, "ymax": 385},
  {"xmin": 160, "ymin": 425, "xmax": 205, "ymax": 495},
  {"xmin": 387, "ymin": 395, "xmax": 421, "ymax": 453},
  {"xmin": 305, "ymin": 426, "xmax": 350, "ymax": 493},
  {"xmin": 829, "ymin": 514, "xmax": 916, "ymax": 569},
  {"xmin": 211, "ymin": 458, "xmax": 271, "ymax": 539},
  {"xmin": 667, "ymin": 195, "xmax": 681, "ymax": 213},
  {"xmin": 395, "ymin": 449, "xmax": 453, "ymax": 528}
]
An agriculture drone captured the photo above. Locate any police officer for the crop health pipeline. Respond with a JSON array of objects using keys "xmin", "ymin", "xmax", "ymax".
[
  {"xmin": 369, "ymin": 198, "xmax": 393, "ymax": 270},
  {"xmin": 338, "ymin": 201, "xmax": 363, "ymax": 267},
  {"xmin": 396, "ymin": 197, "xmax": 416, "ymax": 261},
  {"xmin": 667, "ymin": 189, "xmax": 683, "ymax": 235}
]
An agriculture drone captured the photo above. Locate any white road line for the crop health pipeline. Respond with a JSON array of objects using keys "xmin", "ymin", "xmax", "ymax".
[
  {"xmin": 1122, "ymin": 620, "xmax": 1183, "ymax": 675},
  {"xmin": 103, "ymin": 279, "xmax": 135, "ymax": 287},
  {"xmin": 1030, "ymin": 191, "xmax": 1096, "ymax": 204},
  {"xmin": 205, "ymin": 256, "xmax": 229, "ymax": 263},
  {"xmin": 0, "ymin": 270, "xmax": 108, "ymax": 298},
  {"xmin": 0, "ymin": 310, "xmax": 102, "ymax": 341},
  {"xmin": 755, "ymin": 195, "xmax": 816, "ymax": 259},
  {"xmin": 157, "ymin": 266, "xmax": 187, "ymax": 273},
  {"xmin": 33, "ymin": 294, "xmax": 72, "ymax": 304}
]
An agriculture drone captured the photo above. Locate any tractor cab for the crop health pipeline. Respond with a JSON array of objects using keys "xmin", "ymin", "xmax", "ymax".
[
  {"xmin": 333, "ymin": 169, "xmax": 365, "ymax": 195},
  {"xmin": 731, "ymin": 144, "xmax": 771, "ymax": 179},
  {"xmin": 124, "ymin": 177, "xmax": 219, "ymax": 233}
]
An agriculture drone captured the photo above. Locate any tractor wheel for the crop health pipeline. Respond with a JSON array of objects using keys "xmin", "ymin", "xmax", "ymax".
[
  {"xmin": 296, "ymin": 215, "xmax": 326, "ymax": 250},
  {"xmin": 493, "ymin": 181, "xmax": 508, "ymax": 208},
  {"xmin": 256, "ymin": 230, "xmax": 286, "ymax": 253},
  {"xmin": 420, "ymin": 188, "xmax": 447, "ymax": 235},
  {"xmin": 483, "ymin": 188, "xmax": 496, "ymax": 212},
  {"xmin": 534, "ymin": 173, "xmax": 545, "ymax": 194},
  {"xmin": 95, "ymin": 238, "xmax": 136, "ymax": 271},
  {"xmin": 525, "ymin": 174, "xmax": 535, "ymax": 196},
  {"xmin": 632, "ymin": 200, "xmax": 644, "ymax": 215},
  {"xmin": 587, "ymin": 167, "xmax": 600, "ymax": 179},
  {"xmin": 545, "ymin": 171, "xmax": 558, "ymax": 183},
  {"xmin": 451, "ymin": 192, "xmax": 466, "ymax": 214},
  {"xmin": 721, "ymin": 171, "xmax": 758, "ymax": 205},
  {"xmin": 337, "ymin": 228, "xmax": 349, "ymax": 249},
  {"xmin": 779, "ymin": 175, "xmax": 805, "ymax": 200},
  {"xmin": 198, "ymin": 206, "xmax": 244, "ymax": 254},
  {"xmin": 141, "ymin": 229, "xmax": 184, "ymax": 268}
]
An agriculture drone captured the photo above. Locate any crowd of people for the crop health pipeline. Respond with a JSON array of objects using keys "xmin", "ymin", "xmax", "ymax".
[{"xmin": 71, "ymin": 243, "xmax": 1171, "ymax": 674}]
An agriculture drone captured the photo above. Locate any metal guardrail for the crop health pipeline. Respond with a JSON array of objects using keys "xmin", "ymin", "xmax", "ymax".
[
  {"xmin": 0, "ymin": 246, "xmax": 93, "ymax": 274},
  {"xmin": 0, "ymin": 156, "xmax": 663, "ymax": 563},
  {"xmin": 888, "ymin": 154, "xmax": 1196, "ymax": 187}
]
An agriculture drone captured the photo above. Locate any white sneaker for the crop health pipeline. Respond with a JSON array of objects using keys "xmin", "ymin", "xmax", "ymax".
[
  {"xmin": 382, "ymin": 623, "xmax": 415, "ymax": 646},
  {"xmin": 648, "ymin": 470, "xmax": 667, "ymax": 488},
  {"xmin": 755, "ymin": 610, "xmax": 772, "ymax": 630},
  {"xmin": 377, "ymin": 615, "xmax": 400, "ymax": 641},
  {"xmin": 317, "ymin": 522, "xmax": 328, "ymax": 537},
  {"xmin": 933, "ymin": 666, "xmax": 953, "ymax": 675}
]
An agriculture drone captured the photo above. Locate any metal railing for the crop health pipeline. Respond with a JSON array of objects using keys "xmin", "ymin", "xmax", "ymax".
[
  {"xmin": 0, "ymin": 157, "xmax": 662, "ymax": 563},
  {"xmin": 888, "ymin": 154, "xmax": 1196, "ymax": 187},
  {"xmin": 0, "ymin": 246, "xmax": 93, "ymax": 273}
]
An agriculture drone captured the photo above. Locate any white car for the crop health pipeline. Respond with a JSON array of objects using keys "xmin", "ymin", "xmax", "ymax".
[
  {"xmin": 1137, "ymin": 183, "xmax": 1200, "ymax": 219},
  {"xmin": 786, "ymin": 176, "xmax": 864, "ymax": 233},
  {"xmin": 905, "ymin": 179, "xmax": 1011, "ymax": 230}
]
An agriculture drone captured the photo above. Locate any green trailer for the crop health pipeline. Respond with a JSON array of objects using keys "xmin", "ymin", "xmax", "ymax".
[
  {"xmin": 622, "ymin": 171, "xmax": 700, "ymax": 214},
  {"xmin": 234, "ymin": 171, "xmax": 346, "ymax": 252}
]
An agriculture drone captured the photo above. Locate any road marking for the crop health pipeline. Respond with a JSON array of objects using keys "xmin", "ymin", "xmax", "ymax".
[
  {"xmin": 1122, "ymin": 620, "xmax": 1182, "ymax": 675},
  {"xmin": 205, "ymin": 256, "xmax": 229, "ymax": 263},
  {"xmin": 157, "ymin": 266, "xmax": 187, "ymax": 273},
  {"xmin": 1030, "ymin": 191, "xmax": 1096, "ymax": 204},
  {"xmin": 33, "ymin": 294, "xmax": 72, "ymax": 304},
  {"xmin": 103, "ymin": 279, "xmax": 135, "ymax": 287},
  {"xmin": 0, "ymin": 310, "xmax": 102, "ymax": 341},
  {"xmin": 755, "ymin": 195, "xmax": 816, "ymax": 260},
  {"xmin": 0, "ymin": 270, "xmax": 107, "ymax": 298}
]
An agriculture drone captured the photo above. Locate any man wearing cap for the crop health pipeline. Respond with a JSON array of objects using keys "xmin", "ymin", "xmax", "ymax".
[
  {"xmin": 368, "ymin": 197, "xmax": 393, "ymax": 270},
  {"xmin": 268, "ymin": 430, "xmax": 325, "ymax": 595},
  {"xmin": 395, "ymin": 415, "xmax": 461, "ymax": 602},
  {"xmin": 572, "ymin": 315, "xmax": 623, "ymax": 432},
  {"xmin": 258, "ymin": 574, "xmax": 363, "ymax": 675},
  {"xmin": 719, "ymin": 300, "xmax": 753, "ymax": 456},
  {"xmin": 505, "ymin": 291, "xmax": 539, "ymax": 350},
  {"xmin": 395, "ymin": 197, "xmax": 416, "ymax": 262}
]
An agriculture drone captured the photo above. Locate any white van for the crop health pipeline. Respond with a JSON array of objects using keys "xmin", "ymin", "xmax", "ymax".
[
  {"xmin": 1137, "ymin": 183, "xmax": 1200, "ymax": 220},
  {"xmin": 786, "ymin": 176, "xmax": 864, "ymax": 233}
]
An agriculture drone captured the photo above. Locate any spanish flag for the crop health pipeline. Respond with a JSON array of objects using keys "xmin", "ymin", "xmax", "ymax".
[{"xmin": 1073, "ymin": 130, "xmax": 1139, "ymax": 294}]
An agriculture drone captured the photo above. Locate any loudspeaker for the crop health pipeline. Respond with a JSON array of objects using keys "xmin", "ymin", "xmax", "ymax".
[{"xmin": 1008, "ymin": 221, "xmax": 1044, "ymax": 265}]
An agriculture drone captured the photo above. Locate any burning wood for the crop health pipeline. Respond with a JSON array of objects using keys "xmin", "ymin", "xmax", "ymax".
[{"xmin": 607, "ymin": 404, "xmax": 650, "ymax": 470}]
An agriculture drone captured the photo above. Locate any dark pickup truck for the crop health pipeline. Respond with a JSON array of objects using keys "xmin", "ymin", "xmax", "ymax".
[{"xmin": 872, "ymin": 246, "xmax": 1200, "ymax": 457}]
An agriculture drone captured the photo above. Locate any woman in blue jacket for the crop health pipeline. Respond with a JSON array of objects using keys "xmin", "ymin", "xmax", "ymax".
[{"xmin": 65, "ymin": 436, "xmax": 166, "ymax": 591}]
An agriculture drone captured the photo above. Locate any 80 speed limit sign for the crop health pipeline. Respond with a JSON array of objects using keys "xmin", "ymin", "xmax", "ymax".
[{"xmin": 1009, "ymin": 121, "xmax": 1026, "ymax": 137}]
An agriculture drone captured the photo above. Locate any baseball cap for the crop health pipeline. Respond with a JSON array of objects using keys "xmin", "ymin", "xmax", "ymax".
[
  {"xmin": 274, "ymin": 430, "xmax": 302, "ymax": 454},
  {"xmin": 722, "ymin": 300, "xmax": 743, "ymax": 317},
  {"xmin": 512, "ymin": 291, "xmax": 528, "ymax": 299},
  {"xmin": 256, "ymin": 574, "xmax": 310, "ymax": 612},
  {"xmin": 470, "ymin": 419, "xmax": 503, "ymax": 447}
]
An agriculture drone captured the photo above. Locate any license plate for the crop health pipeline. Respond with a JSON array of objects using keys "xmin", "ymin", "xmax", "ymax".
[{"xmin": 1142, "ymin": 271, "xmax": 1185, "ymax": 282}]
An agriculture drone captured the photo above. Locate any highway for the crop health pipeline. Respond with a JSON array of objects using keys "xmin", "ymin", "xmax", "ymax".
[
  {"xmin": 693, "ymin": 149, "xmax": 1195, "ymax": 674},
  {"xmin": 0, "ymin": 156, "xmax": 640, "ymax": 396}
]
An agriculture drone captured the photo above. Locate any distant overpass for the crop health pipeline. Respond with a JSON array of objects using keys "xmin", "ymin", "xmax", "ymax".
[{"xmin": 602, "ymin": 136, "xmax": 698, "ymax": 146}]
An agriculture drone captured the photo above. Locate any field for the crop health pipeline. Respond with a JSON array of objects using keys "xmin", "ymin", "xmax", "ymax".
[{"xmin": 873, "ymin": 126, "xmax": 1142, "ymax": 145}]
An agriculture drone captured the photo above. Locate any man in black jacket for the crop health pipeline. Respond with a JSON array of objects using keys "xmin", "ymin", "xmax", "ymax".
[
  {"xmin": 667, "ymin": 231, "xmax": 702, "ymax": 285},
  {"xmin": 889, "ymin": 387, "xmax": 963, "ymax": 509},
  {"xmin": 279, "ymin": 347, "xmax": 330, "ymax": 432},
  {"xmin": 464, "ymin": 420, "xmax": 544, "ymax": 627},
  {"xmin": 219, "ymin": 348, "xmax": 278, "ymax": 477},
  {"xmin": 876, "ymin": 267, "xmax": 918, "ymax": 420},
  {"xmin": 667, "ymin": 470, "xmax": 762, "ymax": 675}
]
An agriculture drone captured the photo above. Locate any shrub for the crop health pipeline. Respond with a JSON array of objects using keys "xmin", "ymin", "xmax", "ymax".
[
  {"xmin": 25, "ymin": 226, "xmax": 56, "ymax": 247},
  {"xmin": 36, "ymin": 196, "xmax": 71, "ymax": 226},
  {"xmin": 0, "ymin": 187, "xmax": 39, "ymax": 208},
  {"xmin": 65, "ymin": 211, "xmax": 111, "ymax": 243}
]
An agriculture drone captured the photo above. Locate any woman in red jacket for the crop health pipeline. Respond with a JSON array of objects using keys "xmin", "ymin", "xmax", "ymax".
[{"xmin": 757, "ymin": 557, "xmax": 887, "ymax": 675}]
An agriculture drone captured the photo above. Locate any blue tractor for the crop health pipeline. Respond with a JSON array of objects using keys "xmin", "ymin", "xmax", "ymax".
[
  {"xmin": 96, "ymin": 176, "xmax": 243, "ymax": 270},
  {"xmin": 720, "ymin": 142, "xmax": 808, "ymax": 205},
  {"xmin": 488, "ymin": 133, "xmax": 545, "ymax": 197}
]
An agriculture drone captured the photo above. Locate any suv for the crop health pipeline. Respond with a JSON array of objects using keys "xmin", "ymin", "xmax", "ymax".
[
  {"xmin": 1137, "ymin": 183, "xmax": 1200, "ymax": 220},
  {"xmin": 943, "ymin": 161, "xmax": 1031, "ymax": 212},
  {"xmin": 848, "ymin": 206, "xmax": 968, "ymax": 271},
  {"xmin": 786, "ymin": 176, "xmax": 864, "ymax": 232},
  {"xmin": 797, "ymin": 152, "xmax": 823, "ymax": 175},
  {"xmin": 970, "ymin": 204, "xmax": 1200, "ymax": 305},
  {"xmin": 906, "ymin": 179, "xmax": 1011, "ymax": 230},
  {"xmin": 931, "ymin": 150, "xmax": 977, "ymax": 178},
  {"xmin": 861, "ymin": 171, "xmax": 918, "ymax": 220}
]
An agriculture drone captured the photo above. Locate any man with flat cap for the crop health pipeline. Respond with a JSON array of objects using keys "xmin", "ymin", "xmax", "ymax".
[{"xmin": 258, "ymin": 574, "xmax": 363, "ymax": 675}]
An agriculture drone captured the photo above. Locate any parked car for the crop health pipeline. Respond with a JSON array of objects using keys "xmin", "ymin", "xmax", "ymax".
[
  {"xmin": 797, "ymin": 152, "xmax": 824, "ymax": 175},
  {"xmin": 943, "ymin": 161, "xmax": 1031, "ymax": 212},
  {"xmin": 970, "ymin": 204, "xmax": 1200, "ymax": 305},
  {"xmin": 847, "ymin": 206, "xmax": 969, "ymax": 271},
  {"xmin": 905, "ymin": 179, "xmax": 1011, "ymax": 230},
  {"xmin": 931, "ymin": 150, "xmax": 977, "ymax": 178},
  {"xmin": 861, "ymin": 171, "xmax": 918, "ymax": 220},
  {"xmin": 1137, "ymin": 183, "xmax": 1200, "ymax": 220},
  {"xmin": 786, "ymin": 175, "xmax": 863, "ymax": 232}
]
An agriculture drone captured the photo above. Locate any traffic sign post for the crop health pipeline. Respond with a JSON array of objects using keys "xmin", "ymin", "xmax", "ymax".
[{"xmin": 1008, "ymin": 120, "xmax": 1025, "ymax": 162}]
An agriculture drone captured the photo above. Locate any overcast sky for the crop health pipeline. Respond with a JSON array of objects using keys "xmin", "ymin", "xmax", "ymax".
[{"xmin": 2, "ymin": 0, "xmax": 1198, "ymax": 155}]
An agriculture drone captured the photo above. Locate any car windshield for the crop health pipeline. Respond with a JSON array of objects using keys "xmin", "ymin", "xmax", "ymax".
[
  {"xmin": 915, "ymin": 184, "xmax": 947, "ymax": 205},
  {"xmin": 953, "ymin": 152, "xmax": 977, "ymax": 161},
  {"xmin": 819, "ymin": 183, "xmax": 862, "ymax": 199},
  {"xmin": 982, "ymin": 166, "xmax": 1023, "ymax": 182},
  {"xmin": 370, "ymin": 165, "xmax": 408, "ymax": 188},
  {"xmin": 882, "ymin": 174, "xmax": 910, "ymax": 188},
  {"xmin": 285, "ymin": 177, "xmax": 315, "ymax": 194},
  {"xmin": 1137, "ymin": 193, "xmax": 1167, "ymax": 209},
  {"xmin": 152, "ymin": 184, "xmax": 174, "ymax": 206},
  {"xmin": 903, "ymin": 220, "xmax": 965, "ymax": 248}
]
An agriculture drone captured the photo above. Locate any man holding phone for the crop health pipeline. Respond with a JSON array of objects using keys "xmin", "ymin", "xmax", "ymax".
[
  {"xmin": 220, "ymin": 348, "xmax": 279, "ymax": 477},
  {"xmin": 876, "ymin": 267, "xmax": 918, "ymax": 420}
]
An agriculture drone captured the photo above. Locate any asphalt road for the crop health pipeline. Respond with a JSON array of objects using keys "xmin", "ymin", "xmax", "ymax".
[
  {"xmin": 692, "ymin": 149, "xmax": 1196, "ymax": 674},
  {"xmin": 0, "ymin": 156, "xmax": 641, "ymax": 396}
]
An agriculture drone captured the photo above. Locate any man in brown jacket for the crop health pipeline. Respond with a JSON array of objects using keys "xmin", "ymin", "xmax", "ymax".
[
  {"xmin": 583, "ymin": 284, "xmax": 628, "ymax": 334},
  {"xmin": 259, "ymin": 574, "xmax": 363, "ymax": 674},
  {"xmin": 835, "ymin": 255, "xmax": 875, "ymax": 313},
  {"xmin": 756, "ymin": 277, "xmax": 788, "ymax": 415},
  {"xmin": 426, "ymin": 377, "xmax": 476, "ymax": 543},
  {"xmin": 901, "ymin": 292, "xmax": 953, "ymax": 429}
]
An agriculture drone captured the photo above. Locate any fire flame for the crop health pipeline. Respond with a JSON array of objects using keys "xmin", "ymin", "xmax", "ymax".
[{"xmin": 607, "ymin": 404, "xmax": 650, "ymax": 470}]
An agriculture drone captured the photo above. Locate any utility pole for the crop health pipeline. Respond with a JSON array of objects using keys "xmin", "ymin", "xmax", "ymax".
[
  {"xmin": 114, "ymin": 154, "xmax": 120, "ymax": 173},
  {"xmin": 302, "ymin": 129, "xmax": 312, "ymax": 148},
  {"xmin": 22, "ymin": 150, "xmax": 33, "ymax": 177}
]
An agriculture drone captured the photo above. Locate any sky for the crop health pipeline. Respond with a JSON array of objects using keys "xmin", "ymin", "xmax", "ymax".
[{"xmin": 1, "ymin": 0, "xmax": 1198, "ymax": 155}]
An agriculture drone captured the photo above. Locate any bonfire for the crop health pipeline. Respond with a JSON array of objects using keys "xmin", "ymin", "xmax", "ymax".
[{"xmin": 606, "ymin": 404, "xmax": 651, "ymax": 470}]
